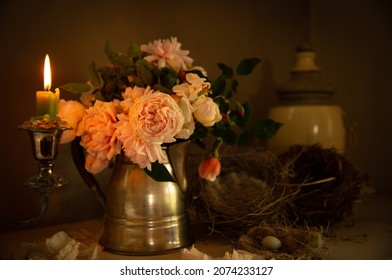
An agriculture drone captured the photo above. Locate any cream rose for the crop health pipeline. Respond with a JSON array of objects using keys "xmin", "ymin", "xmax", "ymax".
[
  {"xmin": 193, "ymin": 95, "xmax": 222, "ymax": 127},
  {"xmin": 172, "ymin": 73, "xmax": 211, "ymax": 103},
  {"xmin": 175, "ymin": 96, "xmax": 195, "ymax": 139}
]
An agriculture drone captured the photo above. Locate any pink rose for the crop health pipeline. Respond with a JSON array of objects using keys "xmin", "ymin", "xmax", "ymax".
[
  {"xmin": 115, "ymin": 114, "xmax": 167, "ymax": 170},
  {"xmin": 198, "ymin": 157, "xmax": 221, "ymax": 182},
  {"xmin": 140, "ymin": 37, "xmax": 193, "ymax": 71},
  {"xmin": 120, "ymin": 86, "xmax": 153, "ymax": 114},
  {"xmin": 57, "ymin": 99, "xmax": 86, "ymax": 144},
  {"xmin": 122, "ymin": 86, "xmax": 152, "ymax": 101},
  {"xmin": 79, "ymin": 100, "xmax": 121, "ymax": 173},
  {"xmin": 128, "ymin": 91, "xmax": 184, "ymax": 144},
  {"xmin": 116, "ymin": 91, "xmax": 185, "ymax": 170},
  {"xmin": 193, "ymin": 96, "xmax": 222, "ymax": 127}
]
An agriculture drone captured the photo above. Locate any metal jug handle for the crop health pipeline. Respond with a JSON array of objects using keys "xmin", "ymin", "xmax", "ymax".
[{"xmin": 71, "ymin": 137, "xmax": 106, "ymax": 208}]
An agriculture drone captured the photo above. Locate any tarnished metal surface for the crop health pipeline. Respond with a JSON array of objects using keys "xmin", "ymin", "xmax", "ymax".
[{"xmin": 101, "ymin": 141, "xmax": 193, "ymax": 255}]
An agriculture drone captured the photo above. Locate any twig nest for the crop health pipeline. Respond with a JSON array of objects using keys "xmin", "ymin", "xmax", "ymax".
[
  {"xmin": 237, "ymin": 223, "xmax": 326, "ymax": 259},
  {"xmin": 261, "ymin": 236, "xmax": 282, "ymax": 250},
  {"xmin": 186, "ymin": 143, "xmax": 370, "ymax": 244},
  {"xmin": 278, "ymin": 145, "xmax": 372, "ymax": 226},
  {"xmin": 186, "ymin": 146, "xmax": 284, "ymax": 239}
]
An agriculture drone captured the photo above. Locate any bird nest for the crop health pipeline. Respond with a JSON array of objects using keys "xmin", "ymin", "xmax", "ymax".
[
  {"xmin": 277, "ymin": 145, "xmax": 372, "ymax": 226},
  {"xmin": 236, "ymin": 223, "xmax": 326, "ymax": 259},
  {"xmin": 186, "ymin": 144, "xmax": 372, "ymax": 258}
]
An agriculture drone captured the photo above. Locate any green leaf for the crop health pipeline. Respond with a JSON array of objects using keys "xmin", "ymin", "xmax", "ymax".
[
  {"xmin": 132, "ymin": 76, "xmax": 144, "ymax": 87},
  {"xmin": 127, "ymin": 42, "xmax": 139, "ymax": 59},
  {"xmin": 161, "ymin": 73, "xmax": 177, "ymax": 89},
  {"xmin": 238, "ymin": 131, "xmax": 253, "ymax": 146},
  {"xmin": 194, "ymin": 137, "xmax": 206, "ymax": 149},
  {"xmin": 242, "ymin": 102, "xmax": 251, "ymax": 126},
  {"xmin": 215, "ymin": 97, "xmax": 229, "ymax": 114},
  {"xmin": 118, "ymin": 64, "xmax": 135, "ymax": 77},
  {"xmin": 227, "ymin": 101, "xmax": 250, "ymax": 127},
  {"xmin": 236, "ymin": 57, "xmax": 261, "ymax": 76},
  {"xmin": 217, "ymin": 63, "xmax": 233, "ymax": 78},
  {"xmin": 135, "ymin": 59, "xmax": 153, "ymax": 85},
  {"xmin": 212, "ymin": 121, "xmax": 237, "ymax": 145},
  {"xmin": 193, "ymin": 122, "xmax": 209, "ymax": 140},
  {"xmin": 144, "ymin": 162, "xmax": 176, "ymax": 182},
  {"xmin": 252, "ymin": 119, "xmax": 283, "ymax": 140},
  {"xmin": 105, "ymin": 40, "xmax": 118, "ymax": 64},
  {"xmin": 226, "ymin": 89, "xmax": 234, "ymax": 99},
  {"xmin": 59, "ymin": 82, "xmax": 92, "ymax": 94},
  {"xmin": 105, "ymin": 40, "xmax": 132, "ymax": 66},
  {"xmin": 88, "ymin": 62, "xmax": 102, "ymax": 88},
  {"xmin": 98, "ymin": 65, "xmax": 117, "ymax": 76},
  {"xmin": 228, "ymin": 111, "xmax": 243, "ymax": 126},
  {"xmin": 116, "ymin": 54, "xmax": 133, "ymax": 66},
  {"xmin": 231, "ymin": 79, "xmax": 239, "ymax": 93},
  {"xmin": 187, "ymin": 69, "xmax": 206, "ymax": 78},
  {"xmin": 94, "ymin": 90, "xmax": 105, "ymax": 102},
  {"xmin": 101, "ymin": 75, "xmax": 117, "ymax": 92},
  {"xmin": 222, "ymin": 129, "xmax": 237, "ymax": 145},
  {"xmin": 153, "ymin": 84, "xmax": 172, "ymax": 93},
  {"xmin": 211, "ymin": 75, "xmax": 226, "ymax": 97}
]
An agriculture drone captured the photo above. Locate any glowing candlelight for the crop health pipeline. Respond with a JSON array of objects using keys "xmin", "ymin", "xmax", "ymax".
[
  {"xmin": 44, "ymin": 54, "xmax": 51, "ymax": 91},
  {"xmin": 36, "ymin": 54, "xmax": 59, "ymax": 119}
]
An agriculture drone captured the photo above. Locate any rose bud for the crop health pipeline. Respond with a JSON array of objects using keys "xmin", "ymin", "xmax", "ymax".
[{"xmin": 198, "ymin": 157, "xmax": 221, "ymax": 182}]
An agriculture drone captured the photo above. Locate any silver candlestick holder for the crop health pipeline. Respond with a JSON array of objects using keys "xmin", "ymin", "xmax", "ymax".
[{"xmin": 0, "ymin": 119, "xmax": 70, "ymax": 227}]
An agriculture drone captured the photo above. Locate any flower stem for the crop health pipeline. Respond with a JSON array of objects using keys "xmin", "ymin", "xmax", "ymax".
[{"xmin": 213, "ymin": 138, "xmax": 223, "ymax": 159}]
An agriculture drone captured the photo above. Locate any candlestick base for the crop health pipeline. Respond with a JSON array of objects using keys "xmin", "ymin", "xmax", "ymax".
[
  {"xmin": 23, "ymin": 161, "xmax": 68, "ymax": 194},
  {"xmin": 0, "ymin": 119, "xmax": 71, "ymax": 228}
]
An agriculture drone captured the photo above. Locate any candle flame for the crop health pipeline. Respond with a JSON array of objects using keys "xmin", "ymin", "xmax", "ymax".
[{"xmin": 44, "ymin": 54, "xmax": 51, "ymax": 91}]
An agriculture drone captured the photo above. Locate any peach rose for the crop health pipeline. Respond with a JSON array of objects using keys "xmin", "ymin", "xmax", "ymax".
[
  {"xmin": 57, "ymin": 99, "xmax": 86, "ymax": 144},
  {"xmin": 198, "ymin": 157, "xmax": 221, "ymax": 182},
  {"xmin": 79, "ymin": 101, "xmax": 121, "ymax": 173},
  {"xmin": 122, "ymin": 85, "xmax": 152, "ymax": 101}
]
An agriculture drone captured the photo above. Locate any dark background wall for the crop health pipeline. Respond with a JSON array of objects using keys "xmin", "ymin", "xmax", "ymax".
[
  {"xmin": 310, "ymin": 0, "xmax": 392, "ymax": 198},
  {"xmin": 0, "ymin": 0, "xmax": 390, "ymax": 231}
]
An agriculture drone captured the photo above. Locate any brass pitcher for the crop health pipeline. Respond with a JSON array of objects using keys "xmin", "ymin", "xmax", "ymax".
[{"xmin": 72, "ymin": 139, "xmax": 194, "ymax": 255}]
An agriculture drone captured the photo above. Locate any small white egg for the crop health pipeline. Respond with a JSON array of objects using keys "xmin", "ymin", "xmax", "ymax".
[{"xmin": 261, "ymin": 235, "xmax": 282, "ymax": 250}]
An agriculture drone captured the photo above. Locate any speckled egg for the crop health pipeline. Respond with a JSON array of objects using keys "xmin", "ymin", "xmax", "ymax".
[{"xmin": 261, "ymin": 236, "xmax": 282, "ymax": 250}]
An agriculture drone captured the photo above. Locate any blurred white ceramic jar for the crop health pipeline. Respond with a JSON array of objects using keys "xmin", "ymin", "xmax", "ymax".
[{"xmin": 268, "ymin": 43, "xmax": 346, "ymax": 155}]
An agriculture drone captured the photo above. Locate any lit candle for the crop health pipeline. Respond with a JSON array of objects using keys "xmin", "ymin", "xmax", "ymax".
[{"xmin": 36, "ymin": 54, "xmax": 60, "ymax": 119}]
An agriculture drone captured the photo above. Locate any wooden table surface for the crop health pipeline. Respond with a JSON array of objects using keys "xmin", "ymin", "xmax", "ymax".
[{"xmin": 0, "ymin": 194, "xmax": 391, "ymax": 260}]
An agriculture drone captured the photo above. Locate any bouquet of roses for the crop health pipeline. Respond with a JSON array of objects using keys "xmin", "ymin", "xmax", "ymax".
[{"xmin": 58, "ymin": 37, "xmax": 280, "ymax": 182}]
